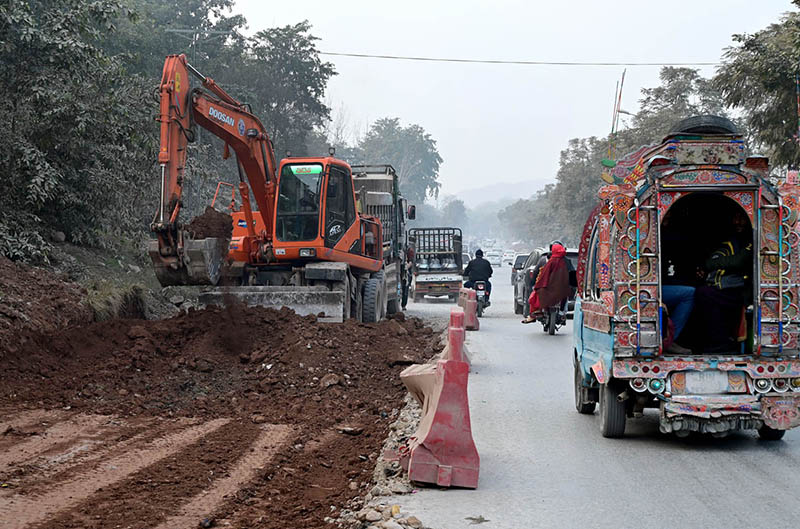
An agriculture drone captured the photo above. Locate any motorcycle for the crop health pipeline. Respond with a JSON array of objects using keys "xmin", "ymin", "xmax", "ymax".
[
  {"xmin": 538, "ymin": 304, "xmax": 566, "ymax": 335},
  {"xmin": 467, "ymin": 280, "xmax": 489, "ymax": 317}
]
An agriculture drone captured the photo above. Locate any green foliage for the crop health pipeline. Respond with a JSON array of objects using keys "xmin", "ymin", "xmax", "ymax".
[
  {"xmin": 0, "ymin": 0, "xmax": 156, "ymax": 260},
  {"xmin": 348, "ymin": 118, "xmax": 443, "ymax": 203},
  {"xmin": 0, "ymin": 0, "xmax": 337, "ymax": 261},
  {"xmin": 715, "ymin": 7, "xmax": 800, "ymax": 167}
]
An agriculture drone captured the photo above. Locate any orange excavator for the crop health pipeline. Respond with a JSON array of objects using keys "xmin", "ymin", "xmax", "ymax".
[{"xmin": 148, "ymin": 54, "xmax": 389, "ymax": 321}]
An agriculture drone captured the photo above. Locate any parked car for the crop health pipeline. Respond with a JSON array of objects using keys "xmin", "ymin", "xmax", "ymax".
[
  {"xmin": 486, "ymin": 251, "xmax": 502, "ymax": 267},
  {"xmin": 513, "ymin": 247, "xmax": 578, "ymax": 315},
  {"xmin": 502, "ymin": 250, "xmax": 515, "ymax": 265},
  {"xmin": 462, "ymin": 253, "xmax": 472, "ymax": 267},
  {"xmin": 510, "ymin": 253, "xmax": 529, "ymax": 284}
]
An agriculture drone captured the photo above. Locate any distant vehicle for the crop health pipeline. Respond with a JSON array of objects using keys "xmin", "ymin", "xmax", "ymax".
[
  {"xmin": 462, "ymin": 253, "xmax": 472, "ymax": 266},
  {"xmin": 409, "ymin": 227, "xmax": 463, "ymax": 302},
  {"xmin": 485, "ymin": 251, "xmax": 502, "ymax": 267},
  {"xmin": 510, "ymin": 253, "xmax": 529, "ymax": 285},
  {"xmin": 513, "ymin": 248, "xmax": 578, "ymax": 315},
  {"xmin": 502, "ymin": 250, "xmax": 515, "ymax": 265}
]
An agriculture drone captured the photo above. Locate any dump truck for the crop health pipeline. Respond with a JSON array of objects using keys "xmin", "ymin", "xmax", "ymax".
[
  {"xmin": 148, "ymin": 54, "xmax": 388, "ymax": 322},
  {"xmin": 352, "ymin": 164, "xmax": 415, "ymax": 314},
  {"xmin": 409, "ymin": 227, "xmax": 463, "ymax": 302}
]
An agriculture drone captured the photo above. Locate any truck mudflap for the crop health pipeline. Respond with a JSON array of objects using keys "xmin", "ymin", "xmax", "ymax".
[
  {"xmin": 658, "ymin": 393, "xmax": 800, "ymax": 434},
  {"xmin": 198, "ymin": 285, "xmax": 346, "ymax": 323}
]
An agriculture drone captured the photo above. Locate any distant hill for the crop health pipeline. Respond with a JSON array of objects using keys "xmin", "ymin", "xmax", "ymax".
[{"xmin": 452, "ymin": 178, "xmax": 551, "ymax": 208}]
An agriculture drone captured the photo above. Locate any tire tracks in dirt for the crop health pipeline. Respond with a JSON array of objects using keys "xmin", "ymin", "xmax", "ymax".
[
  {"xmin": 0, "ymin": 418, "xmax": 229, "ymax": 529},
  {"xmin": 35, "ymin": 419, "xmax": 288, "ymax": 529},
  {"xmin": 152, "ymin": 424, "xmax": 292, "ymax": 529}
]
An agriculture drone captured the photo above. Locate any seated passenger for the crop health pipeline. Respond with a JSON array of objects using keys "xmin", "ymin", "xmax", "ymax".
[
  {"xmin": 661, "ymin": 211, "xmax": 696, "ymax": 354},
  {"xmin": 690, "ymin": 210, "xmax": 752, "ymax": 352}
]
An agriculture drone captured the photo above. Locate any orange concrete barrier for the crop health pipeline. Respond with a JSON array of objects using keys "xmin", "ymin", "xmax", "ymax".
[
  {"xmin": 398, "ymin": 311, "xmax": 479, "ymax": 489},
  {"xmin": 463, "ymin": 289, "xmax": 479, "ymax": 331}
]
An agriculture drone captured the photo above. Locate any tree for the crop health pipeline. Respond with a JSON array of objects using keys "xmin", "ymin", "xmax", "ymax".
[
  {"xmin": 441, "ymin": 197, "xmax": 469, "ymax": 228},
  {"xmin": 354, "ymin": 118, "xmax": 443, "ymax": 202},
  {"xmin": 0, "ymin": 0, "xmax": 153, "ymax": 260},
  {"xmin": 714, "ymin": 3, "xmax": 800, "ymax": 167}
]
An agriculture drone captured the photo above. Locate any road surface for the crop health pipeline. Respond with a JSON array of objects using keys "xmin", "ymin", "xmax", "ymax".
[{"xmin": 401, "ymin": 276, "xmax": 800, "ymax": 529}]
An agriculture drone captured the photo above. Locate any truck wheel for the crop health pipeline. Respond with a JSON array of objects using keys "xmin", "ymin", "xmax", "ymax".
[
  {"xmin": 362, "ymin": 278, "xmax": 381, "ymax": 323},
  {"xmin": 574, "ymin": 361, "xmax": 596, "ymax": 414},
  {"xmin": 757, "ymin": 425, "xmax": 786, "ymax": 441},
  {"xmin": 514, "ymin": 301, "xmax": 523, "ymax": 315},
  {"xmin": 599, "ymin": 382, "xmax": 626, "ymax": 438}
]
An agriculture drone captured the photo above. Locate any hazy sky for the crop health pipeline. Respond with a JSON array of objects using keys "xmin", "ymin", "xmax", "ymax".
[{"xmin": 234, "ymin": 0, "xmax": 791, "ymax": 198}]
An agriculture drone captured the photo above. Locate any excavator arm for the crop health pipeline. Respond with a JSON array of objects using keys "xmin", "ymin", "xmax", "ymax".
[{"xmin": 150, "ymin": 54, "xmax": 278, "ymax": 285}]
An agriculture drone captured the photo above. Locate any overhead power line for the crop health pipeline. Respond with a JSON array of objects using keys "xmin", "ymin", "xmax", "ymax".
[{"xmin": 319, "ymin": 51, "xmax": 719, "ymax": 67}]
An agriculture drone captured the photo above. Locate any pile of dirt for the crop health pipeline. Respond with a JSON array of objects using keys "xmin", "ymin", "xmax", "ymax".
[
  {"xmin": 0, "ymin": 304, "xmax": 440, "ymax": 528},
  {"xmin": 0, "ymin": 256, "xmax": 92, "ymax": 349},
  {"xmin": 187, "ymin": 206, "xmax": 234, "ymax": 241}
]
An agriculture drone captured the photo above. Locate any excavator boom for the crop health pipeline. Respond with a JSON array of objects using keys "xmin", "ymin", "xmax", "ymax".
[{"xmin": 150, "ymin": 54, "xmax": 278, "ymax": 285}]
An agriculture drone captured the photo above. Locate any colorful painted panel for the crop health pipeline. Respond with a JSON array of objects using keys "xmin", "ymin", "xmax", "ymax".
[
  {"xmin": 723, "ymin": 191, "xmax": 754, "ymax": 220},
  {"xmin": 671, "ymin": 142, "xmax": 744, "ymax": 165},
  {"xmin": 761, "ymin": 396, "xmax": 800, "ymax": 429},
  {"xmin": 661, "ymin": 169, "xmax": 747, "ymax": 187},
  {"xmin": 597, "ymin": 214, "xmax": 612, "ymax": 289}
]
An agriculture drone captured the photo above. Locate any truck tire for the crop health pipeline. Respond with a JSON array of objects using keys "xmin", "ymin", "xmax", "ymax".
[
  {"xmin": 362, "ymin": 278, "xmax": 381, "ymax": 323},
  {"xmin": 574, "ymin": 361, "xmax": 596, "ymax": 414},
  {"xmin": 669, "ymin": 115, "xmax": 738, "ymax": 135},
  {"xmin": 757, "ymin": 425, "xmax": 786, "ymax": 441},
  {"xmin": 599, "ymin": 382, "xmax": 626, "ymax": 438},
  {"xmin": 514, "ymin": 301, "xmax": 523, "ymax": 315},
  {"xmin": 371, "ymin": 269, "xmax": 387, "ymax": 319}
]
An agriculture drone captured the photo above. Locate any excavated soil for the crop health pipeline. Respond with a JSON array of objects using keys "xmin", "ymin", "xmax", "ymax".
[
  {"xmin": 0, "ymin": 256, "xmax": 92, "ymax": 349},
  {"xmin": 187, "ymin": 206, "xmax": 234, "ymax": 257},
  {"xmin": 0, "ymin": 299, "xmax": 438, "ymax": 529}
]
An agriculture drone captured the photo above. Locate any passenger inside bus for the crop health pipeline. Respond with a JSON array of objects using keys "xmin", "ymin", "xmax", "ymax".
[{"xmin": 661, "ymin": 193, "xmax": 753, "ymax": 354}]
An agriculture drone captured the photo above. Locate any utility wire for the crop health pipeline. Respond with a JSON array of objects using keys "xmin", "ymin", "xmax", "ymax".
[{"xmin": 319, "ymin": 51, "xmax": 719, "ymax": 67}]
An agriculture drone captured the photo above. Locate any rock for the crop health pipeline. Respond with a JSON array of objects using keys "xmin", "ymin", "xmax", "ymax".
[
  {"xmin": 389, "ymin": 481, "xmax": 410, "ymax": 494},
  {"xmin": 251, "ymin": 415, "xmax": 267, "ymax": 424},
  {"xmin": 51, "ymin": 231, "xmax": 66, "ymax": 243},
  {"xmin": 319, "ymin": 373, "xmax": 341, "ymax": 388},
  {"xmin": 406, "ymin": 516, "xmax": 423, "ymax": 528},
  {"xmin": 117, "ymin": 388, "xmax": 129, "ymax": 396},
  {"xmin": 382, "ymin": 521, "xmax": 403, "ymax": 529},
  {"xmin": 348, "ymin": 481, "xmax": 358, "ymax": 490},
  {"xmin": 128, "ymin": 264, "xmax": 142, "ymax": 274},
  {"xmin": 169, "ymin": 294, "xmax": 185, "ymax": 305},
  {"xmin": 198, "ymin": 518, "xmax": 215, "ymax": 528},
  {"xmin": 365, "ymin": 509, "xmax": 382, "ymax": 522},
  {"xmin": 337, "ymin": 425, "xmax": 364, "ymax": 436},
  {"xmin": 388, "ymin": 354, "xmax": 415, "ymax": 367}
]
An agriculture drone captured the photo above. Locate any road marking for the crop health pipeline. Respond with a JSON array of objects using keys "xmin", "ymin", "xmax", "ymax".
[
  {"xmin": 151, "ymin": 424, "xmax": 292, "ymax": 529},
  {"xmin": 0, "ymin": 418, "xmax": 229, "ymax": 529}
]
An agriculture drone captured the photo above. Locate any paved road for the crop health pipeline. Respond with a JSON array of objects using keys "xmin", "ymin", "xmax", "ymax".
[{"xmin": 400, "ymin": 277, "xmax": 800, "ymax": 529}]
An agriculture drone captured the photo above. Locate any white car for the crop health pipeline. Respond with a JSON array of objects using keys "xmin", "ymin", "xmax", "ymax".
[
  {"xmin": 486, "ymin": 251, "xmax": 502, "ymax": 266},
  {"xmin": 502, "ymin": 250, "xmax": 515, "ymax": 264}
]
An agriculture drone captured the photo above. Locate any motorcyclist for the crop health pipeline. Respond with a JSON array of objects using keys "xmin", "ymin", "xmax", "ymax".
[
  {"xmin": 464, "ymin": 249, "xmax": 493, "ymax": 305},
  {"xmin": 522, "ymin": 242, "xmax": 572, "ymax": 324}
]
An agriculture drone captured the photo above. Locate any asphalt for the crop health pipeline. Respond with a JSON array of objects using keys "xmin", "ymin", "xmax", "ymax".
[{"xmin": 399, "ymin": 275, "xmax": 800, "ymax": 529}]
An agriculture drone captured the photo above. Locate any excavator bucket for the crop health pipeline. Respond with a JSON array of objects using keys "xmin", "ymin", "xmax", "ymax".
[
  {"xmin": 198, "ymin": 286, "xmax": 348, "ymax": 322},
  {"xmin": 147, "ymin": 238, "xmax": 226, "ymax": 286}
]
